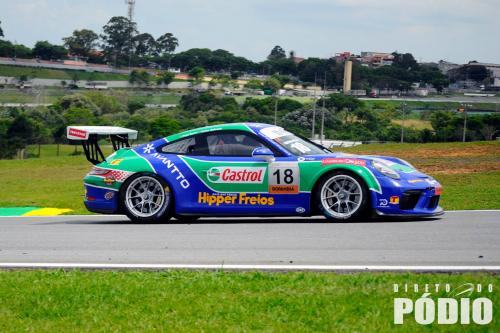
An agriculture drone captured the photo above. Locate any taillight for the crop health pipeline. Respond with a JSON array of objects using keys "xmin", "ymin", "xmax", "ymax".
[{"xmin": 88, "ymin": 167, "xmax": 110, "ymax": 176}]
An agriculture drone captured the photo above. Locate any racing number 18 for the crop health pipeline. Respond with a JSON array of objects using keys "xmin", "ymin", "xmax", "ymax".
[
  {"xmin": 272, "ymin": 169, "xmax": 294, "ymax": 184},
  {"xmin": 268, "ymin": 163, "xmax": 300, "ymax": 194}
]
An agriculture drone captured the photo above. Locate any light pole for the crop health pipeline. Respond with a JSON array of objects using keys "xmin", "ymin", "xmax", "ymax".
[
  {"xmin": 400, "ymin": 102, "xmax": 407, "ymax": 143},
  {"xmin": 311, "ymin": 72, "xmax": 317, "ymax": 139},
  {"xmin": 320, "ymin": 72, "xmax": 326, "ymax": 145}
]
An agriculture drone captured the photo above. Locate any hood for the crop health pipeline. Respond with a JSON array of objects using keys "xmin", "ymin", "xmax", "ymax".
[{"xmin": 307, "ymin": 152, "xmax": 430, "ymax": 179}]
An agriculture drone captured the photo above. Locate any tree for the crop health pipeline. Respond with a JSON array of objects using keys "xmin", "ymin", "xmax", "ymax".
[
  {"xmin": 63, "ymin": 107, "xmax": 96, "ymax": 125},
  {"xmin": 156, "ymin": 71, "xmax": 175, "ymax": 86},
  {"xmin": 263, "ymin": 77, "xmax": 281, "ymax": 93},
  {"xmin": 33, "ymin": 41, "xmax": 67, "ymax": 60},
  {"xmin": 0, "ymin": 20, "xmax": 4, "ymax": 38},
  {"xmin": 127, "ymin": 100, "xmax": 145, "ymax": 114},
  {"xmin": 267, "ymin": 45, "xmax": 286, "ymax": 60},
  {"xmin": 392, "ymin": 52, "xmax": 419, "ymax": 71},
  {"xmin": 156, "ymin": 32, "xmax": 178, "ymax": 55},
  {"xmin": 100, "ymin": 16, "xmax": 138, "ymax": 66},
  {"xmin": 133, "ymin": 33, "xmax": 157, "ymax": 57},
  {"xmin": 7, "ymin": 114, "xmax": 38, "ymax": 158},
  {"xmin": 129, "ymin": 70, "xmax": 151, "ymax": 86},
  {"xmin": 244, "ymin": 79, "xmax": 263, "ymax": 90},
  {"xmin": 188, "ymin": 66, "xmax": 205, "ymax": 82},
  {"xmin": 62, "ymin": 29, "xmax": 99, "ymax": 57},
  {"xmin": 149, "ymin": 115, "xmax": 181, "ymax": 138}
]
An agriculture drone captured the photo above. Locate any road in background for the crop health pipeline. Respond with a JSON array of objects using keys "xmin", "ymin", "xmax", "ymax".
[{"xmin": 0, "ymin": 211, "xmax": 498, "ymax": 267}]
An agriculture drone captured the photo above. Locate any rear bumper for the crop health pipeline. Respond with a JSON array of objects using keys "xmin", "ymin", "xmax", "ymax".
[{"xmin": 84, "ymin": 184, "xmax": 119, "ymax": 214}]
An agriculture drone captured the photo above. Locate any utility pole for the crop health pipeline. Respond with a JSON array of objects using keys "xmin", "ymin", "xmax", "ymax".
[
  {"xmin": 320, "ymin": 72, "xmax": 326, "ymax": 145},
  {"xmin": 274, "ymin": 94, "xmax": 278, "ymax": 125},
  {"xmin": 400, "ymin": 102, "xmax": 407, "ymax": 143},
  {"xmin": 125, "ymin": 0, "xmax": 136, "ymax": 70},
  {"xmin": 461, "ymin": 103, "xmax": 471, "ymax": 142},
  {"xmin": 311, "ymin": 72, "xmax": 317, "ymax": 139}
]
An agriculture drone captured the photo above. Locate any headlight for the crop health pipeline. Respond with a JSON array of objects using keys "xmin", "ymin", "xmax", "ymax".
[{"xmin": 372, "ymin": 160, "xmax": 400, "ymax": 179}]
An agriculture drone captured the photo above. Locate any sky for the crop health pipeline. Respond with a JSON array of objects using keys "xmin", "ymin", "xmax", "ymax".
[{"xmin": 0, "ymin": 0, "xmax": 498, "ymax": 64}]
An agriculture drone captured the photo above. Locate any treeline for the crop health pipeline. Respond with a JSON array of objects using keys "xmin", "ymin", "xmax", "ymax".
[
  {"xmin": 0, "ymin": 17, "xmax": 178, "ymax": 68},
  {"xmin": 0, "ymin": 17, "xmax": 449, "ymax": 91},
  {"xmin": 1, "ymin": 91, "xmax": 498, "ymax": 159}
]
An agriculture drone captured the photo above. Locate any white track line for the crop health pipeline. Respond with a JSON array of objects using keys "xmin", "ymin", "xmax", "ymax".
[{"xmin": 0, "ymin": 263, "xmax": 499, "ymax": 271}]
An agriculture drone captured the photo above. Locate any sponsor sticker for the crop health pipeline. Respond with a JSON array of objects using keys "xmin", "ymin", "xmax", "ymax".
[
  {"xmin": 109, "ymin": 159, "xmax": 123, "ymax": 166},
  {"xmin": 104, "ymin": 176, "xmax": 115, "ymax": 185},
  {"xmin": 296, "ymin": 207, "xmax": 305, "ymax": 213},
  {"xmin": 151, "ymin": 153, "xmax": 190, "ymax": 189},
  {"xmin": 198, "ymin": 192, "xmax": 274, "ymax": 206},
  {"xmin": 379, "ymin": 199, "xmax": 388, "ymax": 207},
  {"xmin": 207, "ymin": 167, "xmax": 265, "ymax": 184},
  {"xmin": 408, "ymin": 179, "xmax": 424, "ymax": 184},
  {"xmin": 321, "ymin": 158, "xmax": 366, "ymax": 166},
  {"xmin": 104, "ymin": 191, "xmax": 114, "ymax": 200},
  {"xmin": 68, "ymin": 127, "xmax": 87, "ymax": 139},
  {"xmin": 390, "ymin": 196, "xmax": 399, "ymax": 204},
  {"xmin": 143, "ymin": 143, "xmax": 155, "ymax": 154}
]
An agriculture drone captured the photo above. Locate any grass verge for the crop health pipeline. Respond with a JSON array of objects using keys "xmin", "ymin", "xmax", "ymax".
[
  {"xmin": 0, "ymin": 270, "xmax": 497, "ymax": 332},
  {"xmin": 0, "ymin": 142, "xmax": 498, "ymax": 213},
  {"xmin": 0, "ymin": 64, "xmax": 129, "ymax": 81}
]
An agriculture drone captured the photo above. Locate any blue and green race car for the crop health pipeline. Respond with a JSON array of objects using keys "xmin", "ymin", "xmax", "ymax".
[{"xmin": 67, "ymin": 123, "xmax": 443, "ymax": 222}]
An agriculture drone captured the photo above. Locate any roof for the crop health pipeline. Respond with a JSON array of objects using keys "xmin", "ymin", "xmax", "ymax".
[{"xmin": 164, "ymin": 123, "xmax": 275, "ymax": 142}]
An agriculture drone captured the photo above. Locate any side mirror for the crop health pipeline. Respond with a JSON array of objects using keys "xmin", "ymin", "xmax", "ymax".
[{"xmin": 252, "ymin": 147, "xmax": 275, "ymax": 163}]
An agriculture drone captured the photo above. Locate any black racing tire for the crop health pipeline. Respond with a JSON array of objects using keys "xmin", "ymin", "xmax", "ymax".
[
  {"xmin": 120, "ymin": 172, "xmax": 173, "ymax": 223},
  {"xmin": 314, "ymin": 170, "xmax": 370, "ymax": 222}
]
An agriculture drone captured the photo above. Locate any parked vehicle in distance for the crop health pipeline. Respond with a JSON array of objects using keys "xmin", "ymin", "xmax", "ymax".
[{"xmin": 67, "ymin": 123, "xmax": 443, "ymax": 222}]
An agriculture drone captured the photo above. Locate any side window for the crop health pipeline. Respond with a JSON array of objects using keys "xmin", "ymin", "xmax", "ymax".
[
  {"xmin": 206, "ymin": 133, "xmax": 264, "ymax": 156},
  {"xmin": 161, "ymin": 137, "xmax": 198, "ymax": 154}
]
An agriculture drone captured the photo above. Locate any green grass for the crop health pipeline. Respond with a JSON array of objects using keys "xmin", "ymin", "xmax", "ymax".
[
  {"xmin": 0, "ymin": 270, "xmax": 497, "ymax": 332},
  {"xmin": 0, "ymin": 142, "xmax": 498, "ymax": 213},
  {"xmin": 0, "ymin": 64, "xmax": 129, "ymax": 81},
  {"xmin": 0, "ymin": 88, "xmax": 181, "ymax": 105}
]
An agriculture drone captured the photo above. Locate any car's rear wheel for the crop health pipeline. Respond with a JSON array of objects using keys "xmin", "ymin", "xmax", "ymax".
[
  {"xmin": 315, "ymin": 171, "xmax": 369, "ymax": 222},
  {"xmin": 120, "ymin": 173, "xmax": 172, "ymax": 223}
]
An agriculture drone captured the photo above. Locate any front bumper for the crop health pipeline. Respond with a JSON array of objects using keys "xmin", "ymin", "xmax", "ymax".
[{"xmin": 371, "ymin": 177, "xmax": 443, "ymax": 217}]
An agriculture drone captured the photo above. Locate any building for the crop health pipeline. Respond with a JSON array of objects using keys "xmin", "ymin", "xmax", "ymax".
[
  {"xmin": 360, "ymin": 51, "xmax": 394, "ymax": 67},
  {"xmin": 437, "ymin": 60, "xmax": 459, "ymax": 74},
  {"xmin": 467, "ymin": 62, "xmax": 500, "ymax": 88}
]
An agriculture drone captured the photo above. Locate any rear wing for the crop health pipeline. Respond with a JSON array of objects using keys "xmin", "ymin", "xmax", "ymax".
[{"xmin": 67, "ymin": 126, "xmax": 138, "ymax": 165}]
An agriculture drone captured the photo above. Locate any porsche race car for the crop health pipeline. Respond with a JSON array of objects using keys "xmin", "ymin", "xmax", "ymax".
[{"xmin": 67, "ymin": 123, "xmax": 443, "ymax": 222}]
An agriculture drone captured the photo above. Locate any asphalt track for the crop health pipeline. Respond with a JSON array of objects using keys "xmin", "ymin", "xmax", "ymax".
[{"xmin": 0, "ymin": 210, "xmax": 499, "ymax": 271}]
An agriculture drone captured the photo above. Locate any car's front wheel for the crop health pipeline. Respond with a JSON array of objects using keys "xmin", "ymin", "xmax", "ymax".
[
  {"xmin": 120, "ymin": 173, "xmax": 172, "ymax": 223},
  {"xmin": 315, "ymin": 171, "xmax": 369, "ymax": 222}
]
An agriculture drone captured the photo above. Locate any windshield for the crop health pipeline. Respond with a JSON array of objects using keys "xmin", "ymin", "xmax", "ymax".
[{"xmin": 259, "ymin": 127, "xmax": 329, "ymax": 156}]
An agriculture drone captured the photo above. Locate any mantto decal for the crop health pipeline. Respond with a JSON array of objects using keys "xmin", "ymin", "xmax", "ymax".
[
  {"xmin": 321, "ymin": 158, "xmax": 366, "ymax": 166},
  {"xmin": 207, "ymin": 167, "xmax": 265, "ymax": 184}
]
